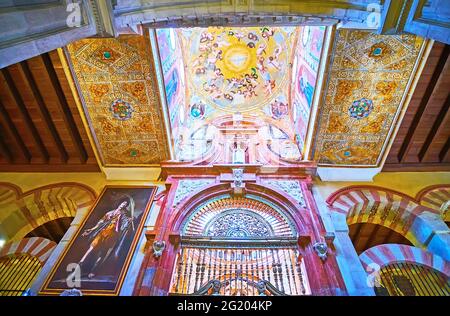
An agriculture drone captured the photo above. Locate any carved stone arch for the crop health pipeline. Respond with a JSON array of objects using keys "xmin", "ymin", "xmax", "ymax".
[
  {"xmin": 0, "ymin": 182, "xmax": 97, "ymax": 242},
  {"xmin": 181, "ymin": 195, "xmax": 297, "ymax": 238},
  {"xmin": 169, "ymin": 182, "xmax": 313, "ymax": 237},
  {"xmin": 327, "ymin": 185, "xmax": 440, "ymax": 246},
  {"xmin": 165, "ymin": 182, "xmax": 312, "ymax": 296},
  {"xmin": 416, "ymin": 184, "xmax": 450, "ymax": 222},
  {"xmin": 359, "ymin": 244, "xmax": 450, "ymax": 277}
]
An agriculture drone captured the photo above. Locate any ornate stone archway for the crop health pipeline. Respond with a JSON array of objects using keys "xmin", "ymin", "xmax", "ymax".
[
  {"xmin": 0, "ymin": 182, "xmax": 97, "ymax": 242},
  {"xmin": 327, "ymin": 185, "xmax": 450, "ymax": 261}
]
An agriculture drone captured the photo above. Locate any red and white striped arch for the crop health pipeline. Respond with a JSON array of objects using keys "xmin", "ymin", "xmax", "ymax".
[
  {"xmin": 0, "ymin": 182, "xmax": 96, "ymax": 241},
  {"xmin": 326, "ymin": 186, "xmax": 440, "ymax": 238},
  {"xmin": 359, "ymin": 244, "xmax": 450, "ymax": 277},
  {"xmin": 0, "ymin": 237, "xmax": 57, "ymax": 265},
  {"xmin": 416, "ymin": 185, "xmax": 450, "ymax": 222}
]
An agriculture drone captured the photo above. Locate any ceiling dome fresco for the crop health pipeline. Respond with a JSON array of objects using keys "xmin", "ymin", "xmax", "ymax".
[{"xmin": 179, "ymin": 26, "xmax": 296, "ymax": 113}]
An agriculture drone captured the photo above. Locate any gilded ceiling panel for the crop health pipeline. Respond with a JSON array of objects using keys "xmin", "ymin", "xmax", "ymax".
[
  {"xmin": 312, "ymin": 30, "xmax": 425, "ymax": 167},
  {"xmin": 67, "ymin": 35, "xmax": 169, "ymax": 165}
]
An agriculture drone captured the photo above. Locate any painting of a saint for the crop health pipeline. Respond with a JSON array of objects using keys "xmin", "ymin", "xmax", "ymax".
[{"xmin": 40, "ymin": 186, "xmax": 156, "ymax": 295}]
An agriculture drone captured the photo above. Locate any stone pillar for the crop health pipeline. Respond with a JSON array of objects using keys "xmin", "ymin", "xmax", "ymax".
[
  {"xmin": 312, "ymin": 186, "xmax": 374, "ymax": 295},
  {"xmin": 29, "ymin": 204, "xmax": 92, "ymax": 295},
  {"xmin": 410, "ymin": 212, "xmax": 450, "ymax": 261},
  {"xmin": 148, "ymin": 233, "xmax": 181, "ymax": 296},
  {"xmin": 298, "ymin": 235, "xmax": 347, "ymax": 296},
  {"xmin": 133, "ymin": 231, "xmax": 159, "ymax": 296},
  {"xmin": 330, "ymin": 212, "xmax": 375, "ymax": 296}
]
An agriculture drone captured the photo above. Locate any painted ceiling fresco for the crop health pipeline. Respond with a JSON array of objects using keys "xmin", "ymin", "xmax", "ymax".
[
  {"xmin": 291, "ymin": 26, "xmax": 326, "ymax": 154},
  {"xmin": 67, "ymin": 35, "xmax": 169, "ymax": 165},
  {"xmin": 312, "ymin": 30, "xmax": 424, "ymax": 167},
  {"xmin": 156, "ymin": 26, "xmax": 325, "ymax": 162},
  {"xmin": 181, "ymin": 26, "xmax": 294, "ymax": 114}
]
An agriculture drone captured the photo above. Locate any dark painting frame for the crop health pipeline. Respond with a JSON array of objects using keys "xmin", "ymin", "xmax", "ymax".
[{"xmin": 39, "ymin": 185, "xmax": 156, "ymax": 295}]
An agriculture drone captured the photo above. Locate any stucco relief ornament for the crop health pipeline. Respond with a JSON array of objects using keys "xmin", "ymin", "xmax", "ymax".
[
  {"xmin": 233, "ymin": 168, "xmax": 244, "ymax": 188},
  {"xmin": 313, "ymin": 242, "xmax": 328, "ymax": 261},
  {"xmin": 152, "ymin": 240, "xmax": 166, "ymax": 258},
  {"xmin": 172, "ymin": 179, "xmax": 214, "ymax": 206},
  {"xmin": 264, "ymin": 180, "xmax": 306, "ymax": 207}
]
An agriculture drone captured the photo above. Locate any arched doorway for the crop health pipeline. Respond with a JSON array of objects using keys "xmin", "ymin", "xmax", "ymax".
[
  {"xmin": 359, "ymin": 244, "xmax": 450, "ymax": 296},
  {"xmin": 374, "ymin": 262, "xmax": 450, "ymax": 296},
  {"xmin": 0, "ymin": 237, "xmax": 56, "ymax": 296},
  {"xmin": 168, "ymin": 195, "xmax": 311, "ymax": 296},
  {"xmin": 0, "ymin": 254, "xmax": 42, "ymax": 296}
]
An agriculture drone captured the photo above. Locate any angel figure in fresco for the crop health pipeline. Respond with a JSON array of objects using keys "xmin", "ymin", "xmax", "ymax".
[
  {"xmin": 264, "ymin": 80, "xmax": 276, "ymax": 96},
  {"xmin": 273, "ymin": 44, "xmax": 283, "ymax": 59},
  {"xmin": 70, "ymin": 196, "xmax": 136, "ymax": 280},
  {"xmin": 257, "ymin": 43, "xmax": 267, "ymax": 56}
]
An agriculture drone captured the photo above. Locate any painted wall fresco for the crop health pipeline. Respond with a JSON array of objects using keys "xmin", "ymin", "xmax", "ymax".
[
  {"xmin": 312, "ymin": 30, "xmax": 424, "ymax": 167},
  {"xmin": 291, "ymin": 26, "xmax": 326, "ymax": 154},
  {"xmin": 67, "ymin": 35, "xmax": 169, "ymax": 165}
]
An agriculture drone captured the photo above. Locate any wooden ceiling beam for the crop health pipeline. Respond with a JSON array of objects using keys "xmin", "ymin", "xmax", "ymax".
[
  {"xmin": 381, "ymin": 228, "xmax": 395, "ymax": 245},
  {"xmin": 363, "ymin": 224, "xmax": 381, "ymax": 253},
  {"xmin": 0, "ymin": 99, "xmax": 31, "ymax": 163},
  {"xmin": 41, "ymin": 53, "xmax": 88, "ymax": 164},
  {"xmin": 19, "ymin": 60, "xmax": 69, "ymax": 163},
  {"xmin": 397, "ymin": 45, "xmax": 450, "ymax": 163},
  {"xmin": 418, "ymin": 74, "xmax": 450, "ymax": 162},
  {"xmin": 351, "ymin": 223, "xmax": 365, "ymax": 252},
  {"xmin": 440, "ymin": 136, "xmax": 450, "ymax": 163},
  {"xmin": 0, "ymin": 128, "xmax": 13, "ymax": 163},
  {"xmin": 1, "ymin": 68, "xmax": 50, "ymax": 163},
  {"xmin": 49, "ymin": 219, "xmax": 65, "ymax": 242}
]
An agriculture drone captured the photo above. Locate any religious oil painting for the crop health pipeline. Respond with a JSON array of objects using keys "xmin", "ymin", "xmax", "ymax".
[{"xmin": 40, "ymin": 186, "xmax": 156, "ymax": 295}]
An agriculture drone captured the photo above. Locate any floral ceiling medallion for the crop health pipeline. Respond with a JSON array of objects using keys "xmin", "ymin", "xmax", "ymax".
[
  {"xmin": 369, "ymin": 42, "xmax": 388, "ymax": 58},
  {"xmin": 110, "ymin": 99, "xmax": 134, "ymax": 120},
  {"xmin": 348, "ymin": 98, "xmax": 373, "ymax": 120}
]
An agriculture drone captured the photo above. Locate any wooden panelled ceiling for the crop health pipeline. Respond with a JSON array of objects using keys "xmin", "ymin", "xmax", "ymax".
[
  {"xmin": 349, "ymin": 223, "xmax": 413, "ymax": 255},
  {"xmin": 0, "ymin": 50, "xmax": 99, "ymax": 172},
  {"xmin": 384, "ymin": 42, "xmax": 450, "ymax": 171}
]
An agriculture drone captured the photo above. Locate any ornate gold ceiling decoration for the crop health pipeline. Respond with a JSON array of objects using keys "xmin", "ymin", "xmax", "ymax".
[
  {"xmin": 312, "ymin": 30, "xmax": 425, "ymax": 167},
  {"xmin": 66, "ymin": 35, "xmax": 169, "ymax": 166}
]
